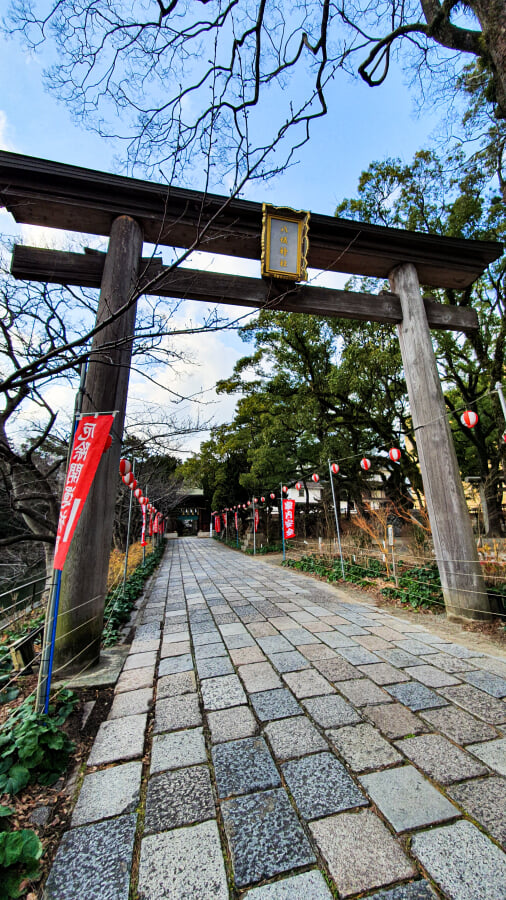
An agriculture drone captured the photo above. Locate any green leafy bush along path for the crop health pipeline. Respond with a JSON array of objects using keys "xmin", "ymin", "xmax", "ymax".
[
  {"xmin": 102, "ymin": 541, "xmax": 166, "ymax": 646},
  {"xmin": 0, "ymin": 690, "xmax": 77, "ymax": 797},
  {"xmin": 0, "ymin": 805, "xmax": 43, "ymax": 899},
  {"xmin": 284, "ymin": 555, "xmax": 445, "ymax": 611}
]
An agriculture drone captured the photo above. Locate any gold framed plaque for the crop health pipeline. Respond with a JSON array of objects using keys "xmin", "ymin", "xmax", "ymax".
[{"xmin": 261, "ymin": 204, "xmax": 310, "ymax": 282}]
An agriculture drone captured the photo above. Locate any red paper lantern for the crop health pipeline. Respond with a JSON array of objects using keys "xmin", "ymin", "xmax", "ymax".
[
  {"xmin": 461, "ymin": 410, "xmax": 478, "ymax": 428},
  {"xmin": 312, "ymin": 473, "xmax": 319, "ymax": 483},
  {"xmin": 134, "ymin": 488, "xmax": 142, "ymax": 499},
  {"xmin": 119, "ymin": 458, "xmax": 131, "ymax": 476},
  {"xmin": 295, "ymin": 482, "xmax": 303, "ymax": 491},
  {"xmin": 261, "ymin": 497, "xmax": 265, "ymax": 503},
  {"xmin": 247, "ymin": 500, "xmax": 251, "ymax": 506},
  {"xmin": 122, "ymin": 472, "xmax": 134, "ymax": 486},
  {"xmin": 331, "ymin": 463, "xmax": 339, "ymax": 474},
  {"xmin": 270, "ymin": 493, "xmax": 275, "ymax": 500},
  {"xmin": 282, "ymin": 486, "xmax": 288, "ymax": 494},
  {"xmin": 360, "ymin": 458, "xmax": 371, "ymax": 471},
  {"xmin": 388, "ymin": 448, "xmax": 401, "ymax": 462},
  {"xmin": 254, "ymin": 498, "xmax": 258, "ymax": 503}
]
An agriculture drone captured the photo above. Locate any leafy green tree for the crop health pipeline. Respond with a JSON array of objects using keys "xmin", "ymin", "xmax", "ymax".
[{"xmin": 336, "ymin": 148, "xmax": 506, "ymax": 533}]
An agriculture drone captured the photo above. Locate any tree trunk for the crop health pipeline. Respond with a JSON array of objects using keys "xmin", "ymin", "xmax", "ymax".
[
  {"xmin": 55, "ymin": 216, "xmax": 143, "ymax": 674},
  {"xmin": 469, "ymin": 0, "xmax": 506, "ymax": 118}
]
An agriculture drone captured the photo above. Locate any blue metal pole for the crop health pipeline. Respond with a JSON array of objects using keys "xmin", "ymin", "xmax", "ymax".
[{"xmin": 43, "ymin": 569, "xmax": 62, "ymax": 713}]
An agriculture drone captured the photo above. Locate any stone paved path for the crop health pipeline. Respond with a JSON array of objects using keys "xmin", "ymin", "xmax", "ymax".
[{"xmin": 45, "ymin": 538, "xmax": 506, "ymax": 899}]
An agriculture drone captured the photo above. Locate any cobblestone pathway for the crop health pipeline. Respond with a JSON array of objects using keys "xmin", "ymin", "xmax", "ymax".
[{"xmin": 45, "ymin": 538, "xmax": 506, "ymax": 899}]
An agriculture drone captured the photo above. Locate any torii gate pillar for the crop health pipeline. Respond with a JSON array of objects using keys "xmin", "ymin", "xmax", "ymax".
[
  {"xmin": 390, "ymin": 263, "xmax": 490, "ymax": 621},
  {"xmin": 54, "ymin": 215, "xmax": 143, "ymax": 672}
]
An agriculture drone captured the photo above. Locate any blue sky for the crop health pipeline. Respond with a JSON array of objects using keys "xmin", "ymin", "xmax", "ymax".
[{"xmin": 0, "ymin": 23, "xmax": 448, "ymax": 455}]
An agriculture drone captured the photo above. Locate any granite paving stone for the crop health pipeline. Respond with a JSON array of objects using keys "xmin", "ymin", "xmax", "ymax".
[
  {"xmin": 360, "ymin": 765, "xmax": 458, "ymax": 832},
  {"xmin": 319, "ymin": 633, "xmax": 360, "ymax": 649},
  {"xmin": 439, "ymin": 643, "xmax": 484, "ymax": 659},
  {"xmin": 248, "ymin": 622, "xmax": 278, "ymax": 637},
  {"xmin": 281, "ymin": 751, "xmax": 367, "ymax": 820},
  {"xmin": 72, "ymin": 762, "xmax": 142, "ymax": 826},
  {"xmin": 130, "ymin": 639, "xmax": 159, "ymax": 653},
  {"xmin": 257, "ymin": 635, "xmax": 294, "ymax": 654},
  {"xmin": 404, "ymin": 664, "xmax": 460, "ymax": 688},
  {"xmin": 302, "ymin": 694, "xmax": 362, "ymax": 728},
  {"xmin": 212, "ymin": 736, "xmax": 281, "ymax": 797},
  {"xmin": 230, "ymin": 646, "xmax": 266, "ymax": 665},
  {"xmin": 194, "ymin": 642, "xmax": 228, "ymax": 659},
  {"xmin": 264, "ymin": 715, "xmax": 328, "ymax": 759},
  {"xmin": 250, "ymin": 688, "xmax": 302, "ymax": 721},
  {"xmin": 385, "ymin": 681, "xmax": 449, "ymax": 711},
  {"xmin": 327, "ymin": 723, "xmax": 403, "ymax": 771},
  {"xmin": 472, "ymin": 656, "xmax": 506, "ymax": 678},
  {"xmin": 238, "ymin": 661, "xmax": 282, "ymax": 692},
  {"xmin": 299, "ymin": 643, "xmax": 338, "ymax": 661},
  {"xmin": 370, "ymin": 626, "xmax": 409, "ymax": 641},
  {"xmin": 395, "ymin": 733, "xmax": 489, "ymax": 784},
  {"xmin": 150, "ymin": 727, "xmax": 207, "ymax": 773},
  {"xmin": 156, "ymin": 670, "xmax": 196, "ymax": 699},
  {"xmin": 144, "ymin": 765, "xmax": 215, "ymax": 832},
  {"xmin": 87, "ymin": 714, "xmax": 147, "ymax": 766},
  {"xmin": 309, "ymin": 808, "xmax": 416, "ymax": 898},
  {"xmin": 337, "ymin": 646, "xmax": 381, "ymax": 665},
  {"xmin": 207, "ymin": 705, "xmax": 259, "ymax": 743},
  {"xmin": 154, "ymin": 694, "xmax": 201, "ymax": 733},
  {"xmin": 221, "ymin": 788, "xmax": 315, "ymax": 888},
  {"xmin": 44, "ymin": 814, "xmax": 137, "ymax": 900},
  {"xmin": 420, "ymin": 705, "xmax": 498, "ymax": 744},
  {"xmin": 394, "ymin": 640, "xmax": 438, "ymax": 656},
  {"xmin": 223, "ymin": 633, "xmax": 256, "ymax": 649},
  {"xmin": 411, "ymin": 819, "xmax": 506, "ymax": 900},
  {"xmin": 137, "ymin": 821, "xmax": 228, "ymax": 900},
  {"xmin": 123, "ymin": 650, "xmax": 157, "ymax": 670},
  {"xmin": 313, "ymin": 656, "xmax": 362, "ymax": 682},
  {"xmin": 196, "ymin": 655, "xmax": 234, "ymax": 678},
  {"xmin": 355, "ymin": 635, "xmax": 392, "ymax": 651},
  {"xmin": 192, "ymin": 629, "xmax": 221, "ymax": 644},
  {"xmin": 108, "ymin": 687, "xmax": 152, "ymax": 719},
  {"xmin": 438, "ymin": 684, "xmax": 506, "ymax": 724},
  {"xmin": 418, "ymin": 652, "xmax": 475, "ymax": 673},
  {"xmin": 162, "ymin": 630, "xmax": 190, "ymax": 643},
  {"xmin": 337, "ymin": 678, "xmax": 391, "ymax": 706},
  {"xmin": 158, "ymin": 653, "xmax": 193, "ymax": 676},
  {"xmin": 358, "ymin": 662, "xmax": 409, "ymax": 685},
  {"xmin": 466, "ymin": 737, "xmax": 506, "ymax": 775},
  {"xmin": 115, "ymin": 666, "xmax": 155, "ymax": 693},
  {"xmin": 201, "ymin": 674, "xmax": 247, "ymax": 710},
  {"xmin": 462, "ymin": 670, "xmax": 506, "ymax": 698},
  {"xmin": 282, "ymin": 668, "xmax": 334, "ymax": 698},
  {"xmin": 447, "ymin": 776, "xmax": 506, "ymax": 848},
  {"xmin": 377, "ymin": 648, "xmax": 425, "ymax": 668},
  {"xmin": 240, "ymin": 870, "xmax": 333, "ymax": 899},
  {"xmin": 269, "ymin": 650, "xmax": 309, "ymax": 672},
  {"xmin": 365, "ymin": 883, "xmax": 437, "ymax": 899}
]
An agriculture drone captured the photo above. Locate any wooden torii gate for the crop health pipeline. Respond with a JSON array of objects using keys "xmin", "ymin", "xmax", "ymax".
[{"xmin": 0, "ymin": 151, "xmax": 502, "ymax": 674}]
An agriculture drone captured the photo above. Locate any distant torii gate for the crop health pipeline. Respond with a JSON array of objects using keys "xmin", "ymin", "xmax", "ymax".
[{"xmin": 0, "ymin": 151, "xmax": 502, "ymax": 674}]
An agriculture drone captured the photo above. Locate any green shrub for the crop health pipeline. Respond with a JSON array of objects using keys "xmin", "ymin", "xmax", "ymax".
[
  {"xmin": 0, "ymin": 690, "xmax": 76, "ymax": 795},
  {"xmin": 102, "ymin": 542, "xmax": 165, "ymax": 646},
  {"xmin": 0, "ymin": 806, "xmax": 42, "ymax": 899}
]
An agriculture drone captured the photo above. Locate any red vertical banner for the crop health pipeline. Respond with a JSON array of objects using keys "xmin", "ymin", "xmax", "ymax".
[
  {"xmin": 224, "ymin": 512, "xmax": 228, "ymax": 529},
  {"xmin": 234, "ymin": 511, "xmax": 238, "ymax": 529},
  {"xmin": 214, "ymin": 515, "xmax": 221, "ymax": 533},
  {"xmin": 148, "ymin": 509, "xmax": 153, "ymax": 537},
  {"xmin": 53, "ymin": 414, "xmax": 114, "ymax": 571},
  {"xmin": 282, "ymin": 499, "xmax": 296, "ymax": 539},
  {"xmin": 141, "ymin": 503, "xmax": 147, "ymax": 546},
  {"xmin": 254, "ymin": 508, "xmax": 259, "ymax": 532}
]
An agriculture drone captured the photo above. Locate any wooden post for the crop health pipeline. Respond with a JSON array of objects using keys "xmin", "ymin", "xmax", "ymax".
[
  {"xmin": 389, "ymin": 263, "xmax": 492, "ymax": 621},
  {"xmin": 54, "ymin": 215, "xmax": 143, "ymax": 673}
]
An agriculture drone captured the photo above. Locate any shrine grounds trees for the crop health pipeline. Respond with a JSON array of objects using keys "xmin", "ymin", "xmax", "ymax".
[{"xmin": 4, "ymin": 3, "xmax": 506, "ymax": 191}]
